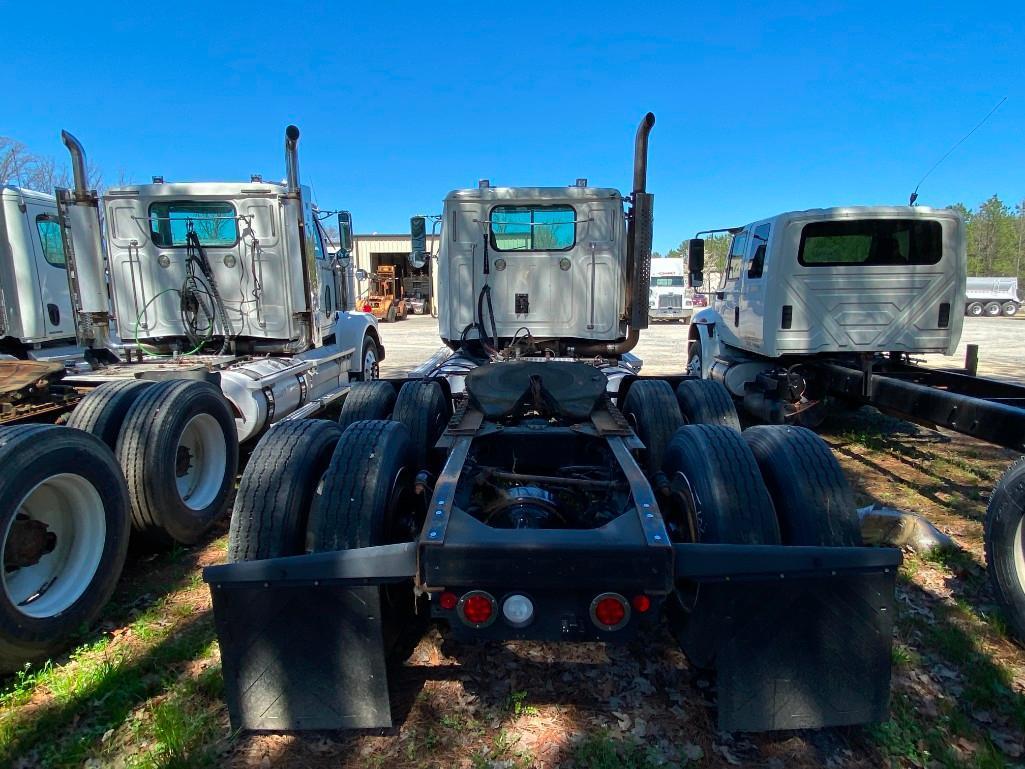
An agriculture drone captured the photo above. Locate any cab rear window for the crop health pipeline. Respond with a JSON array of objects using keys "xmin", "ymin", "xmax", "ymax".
[
  {"xmin": 149, "ymin": 201, "xmax": 239, "ymax": 247},
  {"xmin": 490, "ymin": 205, "xmax": 575, "ymax": 251},
  {"xmin": 798, "ymin": 219, "xmax": 942, "ymax": 266}
]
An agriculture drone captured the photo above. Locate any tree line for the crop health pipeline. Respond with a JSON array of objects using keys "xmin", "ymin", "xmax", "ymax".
[
  {"xmin": 655, "ymin": 196, "xmax": 1025, "ymax": 283},
  {"xmin": 1, "ymin": 136, "xmax": 105, "ymax": 193},
  {"xmin": 948, "ymin": 196, "xmax": 1025, "ymax": 280}
]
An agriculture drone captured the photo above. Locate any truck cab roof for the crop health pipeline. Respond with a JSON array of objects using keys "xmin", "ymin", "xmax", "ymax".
[
  {"xmin": 104, "ymin": 181, "xmax": 287, "ymax": 198},
  {"xmin": 445, "ymin": 186, "xmax": 622, "ymax": 203}
]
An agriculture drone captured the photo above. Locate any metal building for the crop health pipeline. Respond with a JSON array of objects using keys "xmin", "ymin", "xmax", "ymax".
[{"xmin": 351, "ymin": 233, "xmax": 440, "ymax": 315}]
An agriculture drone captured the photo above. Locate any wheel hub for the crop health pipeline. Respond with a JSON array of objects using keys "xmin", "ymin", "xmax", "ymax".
[
  {"xmin": 4, "ymin": 515, "xmax": 57, "ymax": 570},
  {"xmin": 176, "ymin": 445, "xmax": 194, "ymax": 477}
]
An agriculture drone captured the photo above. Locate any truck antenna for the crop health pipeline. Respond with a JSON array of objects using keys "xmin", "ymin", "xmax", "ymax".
[{"xmin": 909, "ymin": 95, "xmax": 1007, "ymax": 206}]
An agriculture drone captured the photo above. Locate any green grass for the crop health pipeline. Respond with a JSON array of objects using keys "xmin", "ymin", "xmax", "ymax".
[{"xmin": 570, "ymin": 732, "xmax": 668, "ymax": 769}]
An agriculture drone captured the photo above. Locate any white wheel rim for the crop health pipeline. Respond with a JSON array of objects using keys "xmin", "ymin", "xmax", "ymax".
[
  {"xmin": 1014, "ymin": 514, "xmax": 1025, "ymax": 596},
  {"xmin": 2, "ymin": 473, "xmax": 106, "ymax": 618},
  {"xmin": 364, "ymin": 347, "xmax": 379, "ymax": 379},
  {"xmin": 175, "ymin": 413, "xmax": 227, "ymax": 511}
]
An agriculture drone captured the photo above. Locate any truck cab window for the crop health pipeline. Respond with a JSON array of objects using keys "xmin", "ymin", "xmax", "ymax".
[
  {"xmin": 798, "ymin": 219, "xmax": 942, "ymax": 266},
  {"xmin": 722, "ymin": 231, "xmax": 748, "ymax": 286},
  {"xmin": 490, "ymin": 205, "xmax": 575, "ymax": 251},
  {"xmin": 747, "ymin": 224, "xmax": 770, "ymax": 279},
  {"xmin": 35, "ymin": 215, "xmax": 66, "ymax": 268},
  {"xmin": 149, "ymin": 201, "xmax": 239, "ymax": 247}
]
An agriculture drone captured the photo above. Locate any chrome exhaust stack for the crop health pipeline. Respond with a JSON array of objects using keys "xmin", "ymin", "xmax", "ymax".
[
  {"xmin": 627, "ymin": 112, "xmax": 655, "ymax": 335},
  {"xmin": 285, "ymin": 125, "xmax": 301, "ymax": 194},
  {"xmin": 60, "ymin": 130, "xmax": 91, "ymax": 201}
]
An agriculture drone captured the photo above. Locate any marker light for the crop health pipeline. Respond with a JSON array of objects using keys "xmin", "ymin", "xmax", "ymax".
[
  {"xmin": 590, "ymin": 593, "xmax": 631, "ymax": 631},
  {"xmin": 631, "ymin": 594, "xmax": 652, "ymax": 613},
  {"xmin": 438, "ymin": 591, "xmax": 458, "ymax": 610},
  {"xmin": 502, "ymin": 594, "xmax": 534, "ymax": 628},
  {"xmin": 458, "ymin": 591, "xmax": 497, "ymax": 628}
]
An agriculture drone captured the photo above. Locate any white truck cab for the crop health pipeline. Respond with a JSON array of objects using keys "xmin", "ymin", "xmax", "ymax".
[
  {"xmin": 648, "ymin": 257, "xmax": 692, "ymax": 322},
  {"xmin": 0, "ymin": 187, "xmax": 76, "ymax": 353},
  {"xmin": 687, "ymin": 205, "xmax": 966, "ymax": 422},
  {"xmin": 692, "ymin": 206, "xmax": 965, "ymax": 370},
  {"xmin": 435, "ymin": 183, "xmax": 635, "ymax": 352}
]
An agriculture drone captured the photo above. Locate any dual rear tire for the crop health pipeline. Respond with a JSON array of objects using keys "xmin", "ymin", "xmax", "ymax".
[
  {"xmin": 68, "ymin": 379, "xmax": 238, "ymax": 546},
  {"xmin": 660, "ymin": 422, "xmax": 859, "ymax": 668}
]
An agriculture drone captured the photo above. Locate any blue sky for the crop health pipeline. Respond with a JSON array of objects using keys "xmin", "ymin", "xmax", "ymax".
[{"xmin": 3, "ymin": 1, "xmax": 1023, "ymax": 253}]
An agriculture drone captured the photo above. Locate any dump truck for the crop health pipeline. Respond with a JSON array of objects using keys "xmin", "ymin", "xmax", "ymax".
[
  {"xmin": 965, "ymin": 275, "xmax": 1020, "ymax": 316},
  {"xmin": 684, "ymin": 209, "xmax": 1025, "ymax": 639},
  {"xmin": 205, "ymin": 114, "xmax": 899, "ymax": 734},
  {"xmin": 0, "ymin": 126, "xmax": 382, "ymax": 671}
]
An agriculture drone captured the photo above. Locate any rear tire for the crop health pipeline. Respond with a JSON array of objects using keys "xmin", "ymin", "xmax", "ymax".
[
  {"xmin": 967, "ymin": 302, "xmax": 984, "ymax": 317},
  {"xmin": 392, "ymin": 380, "xmax": 450, "ymax": 472},
  {"xmin": 622, "ymin": 380, "xmax": 683, "ymax": 474},
  {"xmin": 675, "ymin": 379, "xmax": 741, "ymax": 431},
  {"xmin": 307, "ymin": 421, "xmax": 421, "ymax": 651},
  {"xmin": 984, "ymin": 301, "xmax": 1002, "ymax": 317},
  {"xmin": 117, "ymin": 379, "xmax": 238, "ymax": 545},
  {"xmin": 743, "ymin": 425, "xmax": 861, "ymax": 546},
  {"xmin": 337, "ymin": 380, "xmax": 396, "ymax": 429},
  {"xmin": 661, "ymin": 424, "xmax": 779, "ymax": 668},
  {"xmin": 227, "ymin": 419, "xmax": 343, "ymax": 562},
  {"xmin": 1003, "ymin": 301, "xmax": 1018, "ymax": 317},
  {"xmin": 0, "ymin": 425, "xmax": 130, "ymax": 672},
  {"xmin": 985, "ymin": 457, "xmax": 1025, "ymax": 641},
  {"xmin": 66, "ymin": 380, "xmax": 155, "ymax": 450}
]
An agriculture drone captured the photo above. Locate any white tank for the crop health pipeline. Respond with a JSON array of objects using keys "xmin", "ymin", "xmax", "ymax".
[{"xmin": 220, "ymin": 351, "xmax": 347, "ymax": 442}]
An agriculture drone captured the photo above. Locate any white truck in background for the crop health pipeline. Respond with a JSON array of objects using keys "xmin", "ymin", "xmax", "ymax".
[
  {"xmin": 686, "ymin": 206, "xmax": 1025, "ymax": 642},
  {"xmin": 648, "ymin": 257, "xmax": 692, "ymax": 322},
  {"xmin": 0, "ymin": 126, "xmax": 381, "ymax": 672},
  {"xmin": 965, "ymin": 276, "xmax": 1020, "ymax": 316},
  {"xmin": 0, "ymin": 186, "xmax": 78, "ymax": 359}
]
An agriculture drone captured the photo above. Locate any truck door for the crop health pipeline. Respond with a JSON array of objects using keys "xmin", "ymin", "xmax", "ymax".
[
  {"xmin": 26, "ymin": 204, "xmax": 75, "ymax": 340},
  {"xmin": 737, "ymin": 222, "xmax": 770, "ymax": 349},
  {"xmin": 716, "ymin": 229, "xmax": 749, "ymax": 334}
]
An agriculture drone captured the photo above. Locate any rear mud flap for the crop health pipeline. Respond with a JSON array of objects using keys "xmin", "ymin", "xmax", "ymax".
[
  {"xmin": 211, "ymin": 584, "xmax": 392, "ymax": 731},
  {"xmin": 676, "ymin": 571, "xmax": 895, "ymax": 731}
]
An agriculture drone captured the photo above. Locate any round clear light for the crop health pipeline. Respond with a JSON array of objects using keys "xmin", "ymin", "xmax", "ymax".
[
  {"xmin": 502, "ymin": 594, "xmax": 534, "ymax": 627},
  {"xmin": 157, "ymin": 254, "xmax": 171, "ymax": 268},
  {"xmin": 559, "ymin": 258, "xmax": 571, "ymax": 271},
  {"xmin": 494, "ymin": 258, "xmax": 507, "ymax": 271},
  {"xmin": 223, "ymin": 254, "xmax": 237, "ymax": 268}
]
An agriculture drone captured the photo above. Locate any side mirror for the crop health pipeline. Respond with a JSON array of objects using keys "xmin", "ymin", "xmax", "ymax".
[
  {"xmin": 687, "ymin": 238, "xmax": 705, "ymax": 288},
  {"xmin": 355, "ymin": 268, "xmax": 368, "ymax": 282},
  {"xmin": 409, "ymin": 216, "xmax": 428, "ymax": 269},
  {"xmin": 337, "ymin": 211, "xmax": 353, "ymax": 252}
]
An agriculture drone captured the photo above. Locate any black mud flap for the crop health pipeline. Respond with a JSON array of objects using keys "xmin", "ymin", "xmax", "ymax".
[
  {"xmin": 204, "ymin": 543, "xmax": 418, "ymax": 731},
  {"xmin": 672, "ymin": 544, "xmax": 898, "ymax": 732}
]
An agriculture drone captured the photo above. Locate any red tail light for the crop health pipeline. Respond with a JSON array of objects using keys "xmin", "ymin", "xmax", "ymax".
[
  {"xmin": 438, "ymin": 591, "xmax": 458, "ymax": 610},
  {"xmin": 458, "ymin": 591, "xmax": 497, "ymax": 628},
  {"xmin": 631, "ymin": 594, "xmax": 651, "ymax": 613},
  {"xmin": 590, "ymin": 593, "xmax": 630, "ymax": 630}
]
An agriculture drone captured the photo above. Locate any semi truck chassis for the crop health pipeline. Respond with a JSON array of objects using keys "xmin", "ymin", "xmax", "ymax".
[{"xmin": 205, "ymin": 362, "xmax": 899, "ymax": 733}]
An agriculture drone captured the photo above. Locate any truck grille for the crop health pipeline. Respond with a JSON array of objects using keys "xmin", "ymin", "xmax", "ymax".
[{"xmin": 658, "ymin": 294, "xmax": 683, "ymax": 309}]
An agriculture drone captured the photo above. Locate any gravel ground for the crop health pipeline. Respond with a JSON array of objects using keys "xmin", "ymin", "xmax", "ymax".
[{"xmin": 378, "ymin": 314, "xmax": 1024, "ymax": 382}]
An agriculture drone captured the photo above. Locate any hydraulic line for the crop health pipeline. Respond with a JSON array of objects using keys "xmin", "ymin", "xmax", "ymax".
[{"xmin": 186, "ymin": 227, "xmax": 233, "ymax": 354}]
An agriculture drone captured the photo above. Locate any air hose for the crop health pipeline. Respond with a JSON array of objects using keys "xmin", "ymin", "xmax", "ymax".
[{"xmin": 186, "ymin": 228, "xmax": 233, "ymax": 354}]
